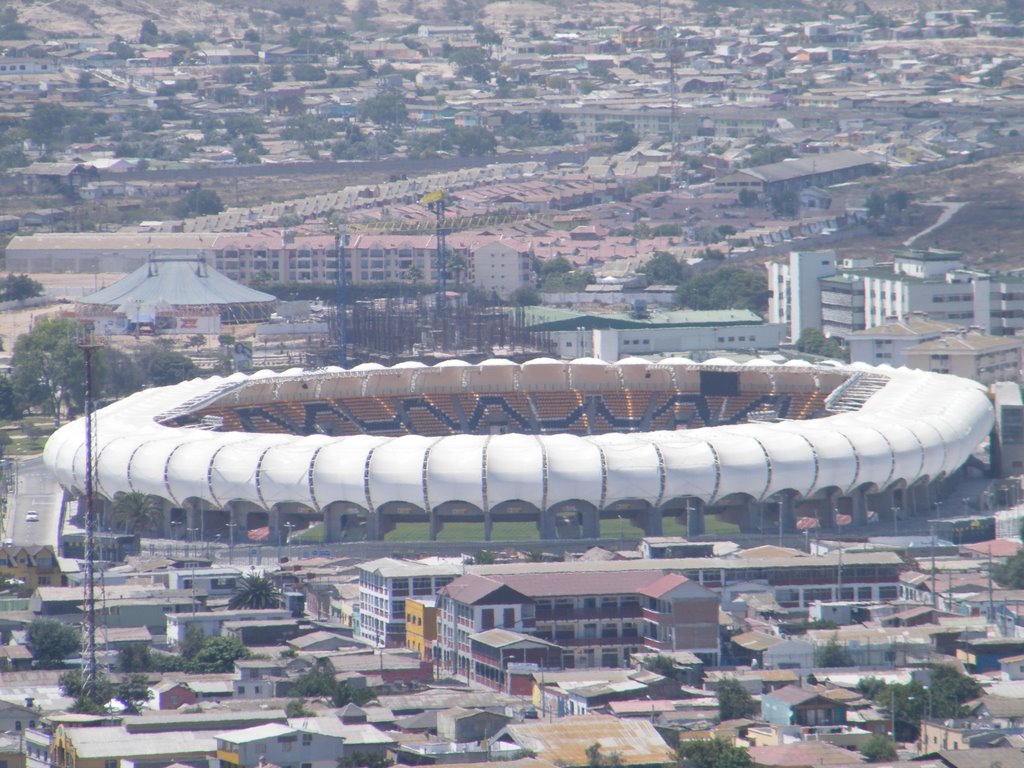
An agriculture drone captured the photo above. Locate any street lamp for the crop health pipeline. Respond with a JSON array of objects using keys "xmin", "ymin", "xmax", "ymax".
[
  {"xmin": 280, "ymin": 522, "xmax": 295, "ymax": 562},
  {"xmin": 187, "ymin": 527, "xmax": 199, "ymax": 559},
  {"xmin": 227, "ymin": 521, "xmax": 237, "ymax": 564}
]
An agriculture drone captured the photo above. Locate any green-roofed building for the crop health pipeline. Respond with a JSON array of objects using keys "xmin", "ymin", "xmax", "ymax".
[{"xmin": 522, "ymin": 307, "xmax": 782, "ymax": 360}]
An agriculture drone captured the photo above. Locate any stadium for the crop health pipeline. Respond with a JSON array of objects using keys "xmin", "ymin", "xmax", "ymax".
[{"xmin": 43, "ymin": 357, "xmax": 994, "ymax": 543}]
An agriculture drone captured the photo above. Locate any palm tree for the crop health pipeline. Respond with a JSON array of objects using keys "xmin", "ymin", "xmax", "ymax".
[
  {"xmin": 229, "ymin": 571, "xmax": 282, "ymax": 609},
  {"xmin": 110, "ymin": 492, "xmax": 162, "ymax": 535}
]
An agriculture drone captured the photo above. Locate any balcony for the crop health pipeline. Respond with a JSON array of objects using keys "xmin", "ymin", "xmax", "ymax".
[{"xmin": 535, "ymin": 605, "xmax": 642, "ymax": 622}]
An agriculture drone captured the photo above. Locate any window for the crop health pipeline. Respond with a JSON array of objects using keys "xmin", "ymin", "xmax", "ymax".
[{"xmin": 105, "ymin": 762, "xmax": 117, "ymax": 768}]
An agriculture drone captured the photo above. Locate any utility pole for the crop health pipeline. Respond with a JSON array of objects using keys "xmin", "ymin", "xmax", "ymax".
[{"xmin": 77, "ymin": 325, "xmax": 102, "ymax": 704}]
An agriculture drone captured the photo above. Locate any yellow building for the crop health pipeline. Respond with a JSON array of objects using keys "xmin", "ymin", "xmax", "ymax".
[
  {"xmin": 405, "ymin": 597, "xmax": 437, "ymax": 660},
  {"xmin": 0, "ymin": 545, "xmax": 65, "ymax": 591},
  {"xmin": 50, "ymin": 724, "xmax": 216, "ymax": 768}
]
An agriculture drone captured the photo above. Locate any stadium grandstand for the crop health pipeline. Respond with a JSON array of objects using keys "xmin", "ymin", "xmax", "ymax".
[{"xmin": 44, "ymin": 357, "xmax": 994, "ymax": 544}]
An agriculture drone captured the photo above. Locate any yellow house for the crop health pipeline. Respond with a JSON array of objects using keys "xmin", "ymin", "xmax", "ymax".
[
  {"xmin": 49, "ymin": 723, "xmax": 216, "ymax": 768},
  {"xmin": 0, "ymin": 545, "xmax": 65, "ymax": 591},
  {"xmin": 405, "ymin": 597, "xmax": 437, "ymax": 660}
]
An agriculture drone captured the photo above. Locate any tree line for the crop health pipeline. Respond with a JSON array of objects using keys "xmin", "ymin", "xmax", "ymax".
[{"xmin": 5, "ymin": 317, "xmax": 202, "ymax": 426}]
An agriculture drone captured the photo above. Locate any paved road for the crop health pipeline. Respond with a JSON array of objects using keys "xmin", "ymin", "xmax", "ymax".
[{"xmin": 2, "ymin": 456, "xmax": 63, "ymax": 546}]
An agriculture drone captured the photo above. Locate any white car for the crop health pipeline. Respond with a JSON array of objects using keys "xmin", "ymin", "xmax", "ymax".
[{"xmin": 25, "ymin": 511, "xmax": 38, "ymax": 522}]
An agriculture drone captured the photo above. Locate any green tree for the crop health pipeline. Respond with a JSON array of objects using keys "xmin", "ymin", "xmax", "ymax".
[
  {"xmin": 640, "ymin": 252, "xmax": 685, "ymax": 285},
  {"xmin": 511, "ymin": 286, "xmax": 540, "ymax": 306},
  {"xmin": 676, "ymin": 268, "xmax": 769, "ymax": 313},
  {"xmin": 293, "ymin": 664, "xmax": 372, "ymax": 707},
  {"xmin": 26, "ymin": 103, "xmax": 72, "ymax": 147},
  {"xmin": 353, "ymin": 0, "xmax": 379, "ymax": 28},
  {"xmin": 0, "ymin": 376, "xmax": 19, "ymax": 420},
  {"xmin": 357, "ymin": 93, "xmax": 406, "ymax": 126},
  {"xmin": 715, "ymin": 678, "xmax": 758, "ymax": 721},
  {"xmin": 865, "ymin": 191, "xmax": 885, "ymax": 219},
  {"xmin": 136, "ymin": 347, "xmax": 198, "ymax": 386},
  {"xmin": 286, "ymin": 698, "xmax": 314, "ymax": 717},
  {"xmin": 1, "ymin": 274, "xmax": 43, "ymax": 302},
  {"xmin": 860, "ymin": 734, "xmax": 897, "ymax": 762},
  {"xmin": 795, "ymin": 329, "xmax": 847, "ymax": 361},
  {"xmin": 173, "ymin": 189, "xmax": 224, "ymax": 218},
  {"xmin": 338, "ymin": 753, "xmax": 391, "ymax": 768},
  {"xmin": 642, "ymin": 655, "xmax": 676, "ymax": 677},
  {"xmin": 585, "ymin": 743, "xmax": 622, "ymax": 768},
  {"xmin": 179, "ymin": 625, "xmax": 206, "ymax": 660},
  {"xmin": 676, "ymin": 737, "xmax": 753, "ymax": 768},
  {"xmin": 814, "ymin": 637, "xmax": 855, "ymax": 667},
  {"xmin": 118, "ymin": 643, "xmax": 154, "ymax": 672},
  {"xmin": 995, "ymin": 549, "xmax": 1024, "ymax": 587},
  {"xmin": 603, "ymin": 121, "xmax": 638, "ymax": 153},
  {"xmin": 188, "ymin": 636, "xmax": 249, "ymax": 673},
  {"xmin": 116, "ymin": 673, "xmax": 153, "ymax": 714},
  {"xmin": 229, "ymin": 571, "xmax": 282, "ymax": 609},
  {"xmin": 469, "ymin": 549, "xmax": 496, "ymax": 565},
  {"xmin": 27, "ymin": 619, "xmax": 80, "ymax": 668},
  {"xmin": 293, "ymin": 664, "xmax": 338, "ymax": 697},
  {"xmin": 110, "ymin": 492, "xmax": 162, "ymax": 535},
  {"xmin": 139, "ymin": 19, "xmax": 160, "ymax": 44},
  {"xmin": 928, "ymin": 663, "xmax": 982, "ymax": 718},
  {"xmin": 737, "ymin": 188, "xmax": 759, "ymax": 206},
  {"xmin": 59, "ymin": 669, "xmax": 114, "ymax": 714}
]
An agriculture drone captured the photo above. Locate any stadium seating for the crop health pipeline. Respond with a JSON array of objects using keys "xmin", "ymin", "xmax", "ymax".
[{"xmin": 179, "ymin": 385, "xmax": 837, "ymax": 438}]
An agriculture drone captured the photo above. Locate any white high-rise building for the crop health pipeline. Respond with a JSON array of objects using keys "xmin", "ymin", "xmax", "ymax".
[{"xmin": 767, "ymin": 250, "xmax": 837, "ymax": 342}]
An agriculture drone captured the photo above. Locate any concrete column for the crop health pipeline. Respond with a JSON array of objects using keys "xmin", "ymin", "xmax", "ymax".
[
  {"xmin": 687, "ymin": 499, "xmax": 705, "ymax": 537},
  {"xmin": 644, "ymin": 507, "xmax": 663, "ymax": 536},
  {"xmin": 268, "ymin": 507, "xmax": 281, "ymax": 543},
  {"xmin": 778, "ymin": 493, "xmax": 795, "ymax": 534},
  {"xmin": 323, "ymin": 504, "xmax": 343, "ymax": 543},
  {"xmin": 429, "ymin": 509, "xmax": 441, "ymax": 541},
  {"xmin": 539, "ymin": 509, "xmax": 556, "ymax": 539},
  {"xmin": 367, "ymin": 509, "xmax": 382, "ymax": 541},
  {"xmin": 851, "ymin": 488, "xmax": 868, "ymax": 526},
  {"xmin": 581, "ymin": 507, "xmax": 600, "ymax": 539},
  {"xmin": 185, "ymin": 504, "xmax": 199, "ymax": 539},
  {"xmin": 484, "ymin": 509, "xmax": 493, "ymax": 541},
  {"xmin": 912, "ymin": 483, "xmax": 931, "ymax": 515}
]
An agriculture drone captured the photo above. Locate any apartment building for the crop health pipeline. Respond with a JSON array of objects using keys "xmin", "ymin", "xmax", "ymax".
[
  {"xmin": 770, "ymin": 247, "xmax": 1024, "ymax": 343},
  {"xmin": 904, "ymin": 330, "xmax": 1024, "ymax": 385},
  {"xmin": 5, "ymin": 231, "xmax": 534, "ymax": 297},
  {"xmin": 767, "ymin": 250, "xmax": 838, "ymax": 342},
  {"xmin": 438, "ymin": 569, "xmax": 721, "ymax": 677},
  {"xmin": 846, "ymin": 315, "xmax": 960, "ymax": 366},
  {"xmin": 357, "ymin": 558, "xmax": 462, "ymax": 647}
]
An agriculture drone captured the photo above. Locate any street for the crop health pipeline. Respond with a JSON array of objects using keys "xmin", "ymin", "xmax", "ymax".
[{"xmin": 2, "ymin": 455, "xmax": 63, "ymax": 547}]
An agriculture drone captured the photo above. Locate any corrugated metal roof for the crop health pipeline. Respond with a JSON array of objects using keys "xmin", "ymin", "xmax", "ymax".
[{"xmin": 499, "ymin": 715, "xmax": 673, "ymax": 766}]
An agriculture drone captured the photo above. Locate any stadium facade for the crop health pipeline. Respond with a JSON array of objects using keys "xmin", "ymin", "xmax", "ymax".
[{"xmin": 43, "ymin": 357, "xmax": 994, "ymax": 543}]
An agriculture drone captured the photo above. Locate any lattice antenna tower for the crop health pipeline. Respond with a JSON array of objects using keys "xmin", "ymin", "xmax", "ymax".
[
  {"xmin": 76, "ymin": 322, "xmax": 103, "ymax": 702},
  {"xmin": 422, "ymin": 190, "xmax": 449, "ymax": 347}
]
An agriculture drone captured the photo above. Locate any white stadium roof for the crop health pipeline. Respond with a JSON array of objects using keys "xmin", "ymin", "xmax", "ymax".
[{"xmin": 43, "ymin": 358, "xmax": 994, "ymax": 512}]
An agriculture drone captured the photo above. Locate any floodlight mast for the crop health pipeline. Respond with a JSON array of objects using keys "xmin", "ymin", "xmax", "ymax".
[{"xmin": 77, "ymin": 323, "xmax": 102, "ymax": 703}]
